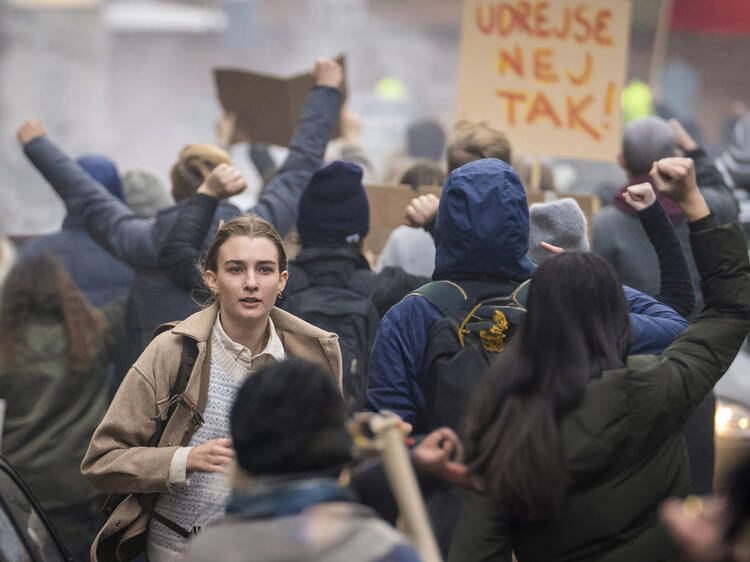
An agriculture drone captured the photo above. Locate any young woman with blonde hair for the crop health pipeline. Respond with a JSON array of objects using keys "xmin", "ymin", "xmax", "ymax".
[{"xmin": 82, "ymin": 213, "xmax": 341, "ymax": 562}]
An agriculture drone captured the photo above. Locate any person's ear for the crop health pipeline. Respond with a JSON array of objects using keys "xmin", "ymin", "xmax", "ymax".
[
  {"xmin": 277, "ymin": 270, "xmax": 288, "ymax": 294},
  {"xmin": 204, "ymin": 269, "xmax": 219, "ymax": 294}
]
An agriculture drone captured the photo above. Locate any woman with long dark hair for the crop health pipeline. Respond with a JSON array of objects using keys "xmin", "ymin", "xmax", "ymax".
[
  {"xmin": 448, "ymin": 157, "xmax": 750, "ymax": 561},
  {"xmin": 0, "ymin": 252, "xmax": 125, "ymax": 561}
]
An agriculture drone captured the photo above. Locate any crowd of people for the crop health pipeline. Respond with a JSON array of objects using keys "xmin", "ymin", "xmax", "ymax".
[{"xmin": 2, "ymin": 55, "xmax": 750, "ymax": 562}]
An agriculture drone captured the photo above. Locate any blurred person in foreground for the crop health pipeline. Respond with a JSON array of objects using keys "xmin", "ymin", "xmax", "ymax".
[
  {"xmin": 447, "ymin": 157, "xmax": 750, "ymax": 561},
  {"xmin": 181, "ymin": 358, "xmax": 421, "ymax": 562},
  {"xmin": 0, "ymin": 253, "xmax": 125, "ymax": 561}
]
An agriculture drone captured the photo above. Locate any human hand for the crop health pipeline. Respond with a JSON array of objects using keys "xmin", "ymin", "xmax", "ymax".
[
  {"xmin": 404, "ymin": 193, "xmax": 439, "ymax": 228},
  {"xmin": 623, "ymin": 182, "xmax": 656, "ymax": 212},
  {"xmin": 17, "ymin": 119, "xmax": 47, "ymax": 145},
  {"xmin": 540, "ymin": 241, "xmax": 565, "ymax": 255},
  {"xmin": 216, "ymin": 113, "xmax": 246, "ymax": 148},
  {"xmin": 186, "ymin": 437, "xmax": 234, "ymax": 474},
  {"xmin": 314, "ymin": 58, "xmax": 344, "ymax": 90},
  {"xmin": 413, "ymin": 428, "xmax": 473, "ymax": 488},
  {"xmin": 340, "ymin": 105, "xmax": 362, "ymax": 144},
  {"xmin": 197, "ymin": 163, "xmax": 247, "ymax": 199},
  {"xmin": 668, "ymin": 119, "xmax": 698, "ymax": 152},
  {"xmin": 650, "ymin": 158, "xmax": 709, "ymax": 221},
  {"xmin": 659, "ymin": 496, "xmax": 730, "ymax": 562}
]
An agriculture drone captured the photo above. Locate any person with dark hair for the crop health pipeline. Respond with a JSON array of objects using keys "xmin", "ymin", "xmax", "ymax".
[
  {"xmin": 22, "ymin": 153, "xmax": 133, "ymax": 307},
  {"xmin": 16, "ymin": 57, "xmax": 344, "ymax": 364},
  {"xmin": 81, "ymin": 214, "xmax": 341, "ymax": 562},
  {"xmin": 448, "ymin": 157, "xmax": 750, "ymax": 561},
  {"xmin": 0, "ymin": 253, "xmax": 126, "ymax": 561},
  {"xmin": 181, "ymin": 358, "xmax": 420, "ymax": 562},
  {"xmin": 157, "ymin": 160, "xmax": 428, "ymax": 413}
]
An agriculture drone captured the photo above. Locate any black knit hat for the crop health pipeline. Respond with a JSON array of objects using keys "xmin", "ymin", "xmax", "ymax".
[
  {"xmin": 297, "ymin": 161, "xmax": 369, "ymax": 245},
  {"xmin": 230, "ymin": 359, "xmax": 352, "ymax": 475}
]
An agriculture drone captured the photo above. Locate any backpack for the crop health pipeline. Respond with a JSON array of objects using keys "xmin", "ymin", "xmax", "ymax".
[
  {"xmin": 282, "ymin": 270, "xmax": 380, "ymax": 414},
  {"xmin": 411, "ymin": 279, "xmax": 529, "ymax": 432}
]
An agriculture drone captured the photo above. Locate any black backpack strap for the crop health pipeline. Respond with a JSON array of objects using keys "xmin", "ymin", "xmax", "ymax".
[
  {"xmin": 147, "ymin": 335, "xmax": 200, "ymax": 447},
  {"xmin": 510, "ymin": 279, "xmax": 531, "ymax": 307},
  {"xmin": 138, "ymin": 496, "xmax": 198, "ymax": 538},
  {"xmin": 408, "ymin": 281, "xmax": 476, "ymax": 323}
]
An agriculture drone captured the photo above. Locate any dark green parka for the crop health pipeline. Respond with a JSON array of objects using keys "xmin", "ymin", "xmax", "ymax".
[{"xmin": 449, "ymin": 217, "xmax": 750, "ymax": 562}]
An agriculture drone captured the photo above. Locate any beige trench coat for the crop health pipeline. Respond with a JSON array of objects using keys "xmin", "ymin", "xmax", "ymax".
[{"xmin": 80, "ymin": 303, "xmax": 341, "ymax": 561}]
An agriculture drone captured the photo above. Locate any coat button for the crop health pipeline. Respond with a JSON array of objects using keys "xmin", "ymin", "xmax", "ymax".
[
  {"xmin": 115, "ymin": 520, "xmax": 121, "ymax": 527},
  {"xmin": 167, "ymin": 442, "xmax": 172, "ymax": 446}
]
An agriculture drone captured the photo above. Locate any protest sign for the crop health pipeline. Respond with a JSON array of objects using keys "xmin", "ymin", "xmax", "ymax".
[
  {"xmin": 214, "ymin": 55, "xmax": 346, "ymax": 147},
  {"xmin": 457, "ymin": 0, "xmax": 631, "ymax": 161}
]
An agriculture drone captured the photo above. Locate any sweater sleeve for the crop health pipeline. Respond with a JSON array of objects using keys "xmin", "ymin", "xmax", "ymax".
[
  {"xmin": 636, "ymin": 201, "xmax": 695, "ymax": 317},
  {"xmin": 23, "ymin": 136, "xmax": 160, "ymax": 268},
  {"xmin": 627, "ymin": 217, "xmax": 750, "ymax": 454},
  {"xmin": 246, "ymin": 85, "xmax": 342, "ymax": 236},
  {"xmin": 157, "ymin": 194, "xmax": 218, "ymax": 291}
]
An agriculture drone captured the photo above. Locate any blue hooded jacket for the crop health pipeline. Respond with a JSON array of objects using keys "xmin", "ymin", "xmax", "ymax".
[{"xmin": 367, "ymin": 159, "xmax": 687, "ymax": 428}]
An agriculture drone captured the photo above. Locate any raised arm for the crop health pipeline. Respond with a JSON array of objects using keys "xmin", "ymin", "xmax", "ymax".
[
  {"xmin": 18, "ymin": 120, "xmax": 160, "ymax": 268},
  {"xmin": 670, "ymin": 118, "xmax": 739, "ymax": 224},
  {"xmin": 246, "ymin": 58, "xmax": 344, "ymax": 236},
  {"xmin": 158, "ymin": 164, "xmax": 247, "ymax": 290},
  {"xmin": 622, "ymin": 182, "xmax": 696, "ymax": 317},
  {"xmin": 629, "ymin": 158, "xmax": 750, "ymax": 451}
]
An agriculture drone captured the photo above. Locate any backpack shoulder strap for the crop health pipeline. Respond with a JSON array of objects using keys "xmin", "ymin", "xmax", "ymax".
[
  {"xmin": 408, "ymin": 280, "xmax": 475, "ymax": 323},
  {"xmin": 510, "ymin": 279, "xmax": 531, "ymax": 307}
]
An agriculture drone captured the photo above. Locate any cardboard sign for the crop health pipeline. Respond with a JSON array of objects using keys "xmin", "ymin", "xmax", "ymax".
[
  {"xmin": 363, "ymin": 184, "xmax": 600, "ymax": 256},
  {"xmin": 457, "ymin": 0, "xmax": 631, "ymax": 162},
  {"xmin": 213, "ymin": 56, "xmax": 346, "ymax": 147}
]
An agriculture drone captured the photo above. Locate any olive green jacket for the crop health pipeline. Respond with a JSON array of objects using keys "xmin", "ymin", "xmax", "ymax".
[
  {"xmin": 448, "ymin": 219, "xmax": 750, "ymax": 562},
  {"xmin": 0, "ymin": 298, "xmax": 125, "ymax": 512}
]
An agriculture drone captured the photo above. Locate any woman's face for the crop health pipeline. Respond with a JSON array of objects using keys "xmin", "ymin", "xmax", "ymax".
[{"xmin": 204, "ymin": 235, "xmax": 288, "ymax": 327}]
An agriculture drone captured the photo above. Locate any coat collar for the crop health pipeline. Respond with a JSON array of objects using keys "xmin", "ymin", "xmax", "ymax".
[{"xmin": 171, "ymin": 303, "xmax": 338, "ymax": 343}]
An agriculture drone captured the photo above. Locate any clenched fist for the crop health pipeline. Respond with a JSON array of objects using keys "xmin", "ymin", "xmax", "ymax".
[
  {"xmin": 17, "ymin": 119, "xmax": 46, "ymax": 145},
  {"xmin": 314, "ymin": 58, "xmax": 344, "ymax": 90},
  {"xmin": 197, "ymin": 163, "xmax": 248, "ymax": 200}
]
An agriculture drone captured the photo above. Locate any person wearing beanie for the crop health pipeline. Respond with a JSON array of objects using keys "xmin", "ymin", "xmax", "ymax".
[
  {"xmin": 22, "ymin": 152, "xmax": 134, "ymax": 307},
  {"xmin": 181, "ymin": 359, "xmax": 420, "ymax": 562},
  {"xmin": 296, "ymin": 160, "xmax": 370, "ymax": 245},
  {"xmin": 527, "ymin": 198, "xmax": 590, "ymax": 267},
  {"xmin": 18, "ymin": 57, "xmax": 345, "ymax": 362},
  {"xmin": 122, "ymin": 168, "xmax": 173, "ymax": 218}
]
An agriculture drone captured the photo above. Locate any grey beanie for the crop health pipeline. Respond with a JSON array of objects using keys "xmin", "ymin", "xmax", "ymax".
[
  {"xmin": 122, "ymin": 168, "xmax": 172, "ymax": 218},
  {"xmin": 719, "ymin": 112, "xmax": 750, "ymax": 190},
  {"xmin": 622, "ymin": 116, "xmax": 676, "ymax": 177},
  {"xmin": 528, "ymin": 198, "xmax": 590, "ymax": 266}
]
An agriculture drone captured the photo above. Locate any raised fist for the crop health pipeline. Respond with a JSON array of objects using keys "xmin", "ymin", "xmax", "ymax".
[
  {"xmin": 197, "ymin": 163, "xmax": 248, "ymax": 199},
  {"xmin": 623, "ymin": 182, "xmax": 656, "ymax": 212},
  {"xmin": 314, "ymin": 58, "xmax": 344, "ymax": 90},
  {"xmin": 17, "ymin": 119, "xmax": 47, "ymax": 145}
]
